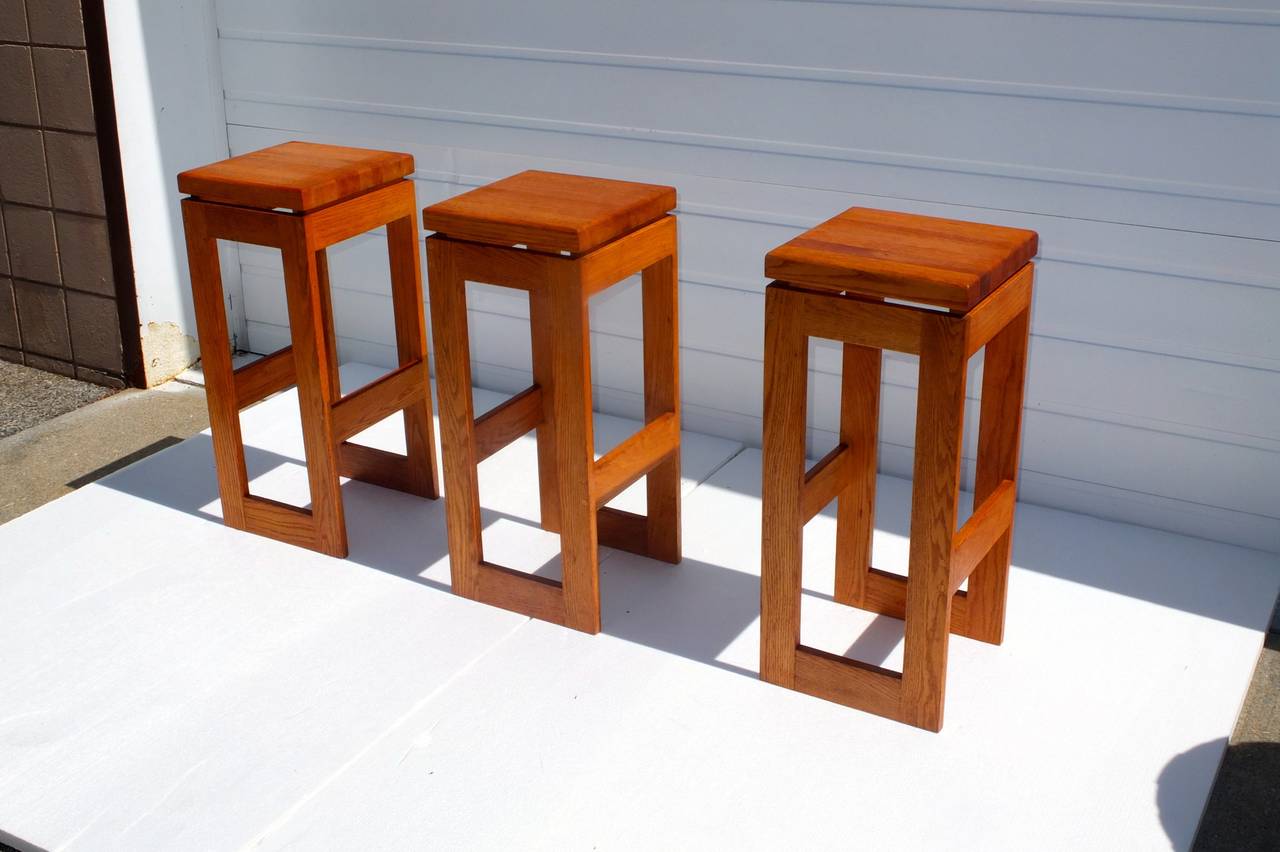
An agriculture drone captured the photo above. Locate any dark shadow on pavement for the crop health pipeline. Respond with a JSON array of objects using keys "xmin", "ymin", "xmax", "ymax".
[{"xmin": 1191, "ymin": 740, "xmax": 1280, "ymax": 851}]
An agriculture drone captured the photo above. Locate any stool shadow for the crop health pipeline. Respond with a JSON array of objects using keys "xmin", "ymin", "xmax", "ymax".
[
  {"xmin": 90, "ymin": 431, "xmax": 941, "ymax": 681},
  {"xmin": 95, "ymin": 427, "xmax": 1277, "ymax": 685},
  {"xmin": 594, "ymin": 550, "xmax": 762, "ymax": 678},
  {"xmin": 707, "ymin": 445, "xmax": 1280, "ymax": 631},
  {"xmin": 93, "ymin": 431, "xmax": 774, "ymax": 677},
  {"xmin": 840, "ymin": 614, "xmax": 905, "ymax": 667},
  {"xmin": 0, "ymin": 827, "xmax": 46, "ymax": 852},
  {"xmin": 95, "ymin": 432, "xmax": 454, "ymax": 572}
]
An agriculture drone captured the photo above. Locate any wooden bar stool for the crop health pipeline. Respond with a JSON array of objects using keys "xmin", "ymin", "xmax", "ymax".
[
  {"xmin": 423, "ymin": 170, "xmax": 681, "ymax": 634},
  {"xmin": 178, "ymin": 141, "xmax": 440, "ymax": 557},
  {"xmin": 759, "ymin": 207, "xmax": 1037, "ymax": 731}
]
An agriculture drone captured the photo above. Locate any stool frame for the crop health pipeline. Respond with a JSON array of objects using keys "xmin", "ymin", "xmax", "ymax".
[
  {"xmin": 426, "ymin": 215, "xmax": 681, "ymax": 634},
  {"xmin": 182, "ymin": 179, "xmax": 440, "ymax": 557},
  {"xmin": 760, "ymin": 263, "xmax": 1033, "ymax": 731}
]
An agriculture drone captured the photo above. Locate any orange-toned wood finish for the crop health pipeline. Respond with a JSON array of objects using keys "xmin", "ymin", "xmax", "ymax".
[
  {"xmin": 765, "ymin": 207, "xmax": 1037, "ymax": 311},
  {"xmin": 179, "ymin": 144, "xmax": 439, "ymax": 557},
  {"xmin": 177, "ymin": 141, "xmax": 414, "ymax": 212},
  {"xmin": 425, "ymin": 172, "xmax": 680, "ymax": 634},
  {"xmin": 423, "ymin": 170, "xmax": 677, "ymax": 254},
  {"xmin": 760, "ymin": 207, "xmax": 1036, "ymax": 732}
]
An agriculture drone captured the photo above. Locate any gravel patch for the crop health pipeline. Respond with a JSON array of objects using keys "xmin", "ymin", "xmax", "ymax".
[{"xmin": 0, "ymin": 361, "xmax": 114, "ymax": 438}]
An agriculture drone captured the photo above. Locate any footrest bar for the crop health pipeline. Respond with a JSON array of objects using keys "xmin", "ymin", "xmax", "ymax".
[
  {"xmin": 331, "ymin": 360, "xmax": 427, "ymax": 443},
  {"xmin": 337, "ymin": 442, "xmax": 432, "ymax": 496},
  {"xmin": 794, "ymin": 644, "xmax": 902, "ymax": 721},
  {"xmin": 592, "ymin": 412, "xmax": 679, "ymax": 506},
  {"xmin": 596, "ymin": 506, "xmax": 648, "ymax": 557},
  {"xmin": 802, "ymin": 443, "xmax": 853, "ymax": 523},
  {"xmin": 234, "ymin": 345, "xmax": 295, "ymax": 409},
  {"xmin": 475, "ymin": 560, "xmax": 566, "ymax": 625},
  {"xmin": 860, "ymin": 567, "xmax": 972, "ymax": 636},
  {"xmin": 474, "ymin": 385, "xmax": 544, "ymax": 462},
  {"xmin": 949, "ymin": 479, "xmax": 1015, "ymax": 595},
  {"xmin": 241, "ymin": 494, "xmax": 316, "ymax": 550}
]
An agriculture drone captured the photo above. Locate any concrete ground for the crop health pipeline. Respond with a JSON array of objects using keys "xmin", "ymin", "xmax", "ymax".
[
  {"xmin": 0, "ymin": 375, "xmax": 209, "ymax": 525},
  {"xmin": 0, "ymin": 362, "xmax": 114, "ymax": 439},
  {"xmin": 1195, "ymin": 626, "xmax": 1280, "ymax": 851},
  {"xmin": 0, "ymin": 368, "xmax": 1275, "ymax": 849}
]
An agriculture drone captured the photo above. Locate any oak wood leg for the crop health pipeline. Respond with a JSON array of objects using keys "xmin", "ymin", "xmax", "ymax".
[
  {"xmin": 529, "ymin": 285, "xmax": 561, "ymax": 533},
  {"xmin": 759, "ymin": 284, "xmax": 809, "ymax": 688},
  {"xmin": 900, "ymin": 314, "xmax": 968, "ymax": 731},
  {"xmin": 961, "ymin": 302, "xmax": 1031, "ymax": 645},
  {"xmin": 834, "ymin": 343, "xmax": 880, "ymax": 608},
  {"xmin": 282, "ymin": 223, "xmax": 347, "ymax": 557},
  {"xmin": 426, "ymin": 237, "xmax": 483, "ymax": 599},
  {"xmin": 181, "ymin": 200, "xmax": 250, "ymax": 530},
  {"xmin": 640, "ymin": 251, "xmax": 681, "ymax": 563},
  {"xmin": 315, "ymin": 249, "xmax": 342, "ymax": 394},
  {"xmin": 549, "ymin": 263, "xmax": 601, "ymax": 633},
  {"xmin": 387, "ymin": 213, "xmax": 441, "ymax": 499}
]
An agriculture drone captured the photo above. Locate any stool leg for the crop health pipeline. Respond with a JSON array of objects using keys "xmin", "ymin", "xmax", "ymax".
[
  {"xmin": 181, "ymin": 200, "xmax": 249, "ymax": 530},
  {"xmin": 529, "ymin": 286, "xmax": 561, "ymax": 533},
  {"xmin": 641, "ymin": 251, "xmax": 681, "ymax": 563},
  {"xmin": 901, "ymin": 314, "xmax": 968, "ymax": 731},
  {"xmin": 548, "ymin": 267, "xmax": 601, "ymax": 634},
  {"xmin": 387, "ymin": 214, "xmax": 441, "ymax": 499},
  {"xmin": 315, "ymin": 249, "xmax": 342, "ymax": 395},
  {"xmin": 834, "ymin": 343, "xmax": 880, "ymax": 607},
  {"xmin": 964, "ymin": 305, "xmax": 1031, "ymax": 645},
  {"xmin": 282, "ymin": 224, "xmax": 347, "ymax": 558},
  {"xmin": 760, "ymin": 285, "xmax": 809, "ymax": 688},
  {"xmin": 426, "ymin": 239, "xmax": 483, "ymax": 599}
]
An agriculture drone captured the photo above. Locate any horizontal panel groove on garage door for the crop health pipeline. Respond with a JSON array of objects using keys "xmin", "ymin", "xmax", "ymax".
[
  {"xmin": 223, "ymin": 98, "xmax": 1280, "ymax": 241},
  {"xmin": 216, "ymin": 0, "xmax": 1280, "ymax": 550},
  {"xmin": 221, "ymin": 84, "xmax": 1278, "ymax": 208},
  {"xmin": 225, "ymin": 98, "xmax": 1274, "ymax": 241},
  {"xmin": 218, "ymin": 29, "xmax": 1280, "ymax": 117},
  {"xmin": 773, "ymin": 0, "xmax": 1280, "ymax": 27},
  {"xmin": 212, "ymin": 20, "xmax": 1280, "ymax": 206},
  {"xmin": 215, "ymin": 2, "xmax": 1280, "ymax": 100}
]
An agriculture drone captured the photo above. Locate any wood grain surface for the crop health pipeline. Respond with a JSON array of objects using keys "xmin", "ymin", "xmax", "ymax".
[
  {"xmin": 766, "ymin": 207, "xmax": 1037, "ymax": 311},
  {"xmin": 178, "ymin": 141, "xmax": 413, "ymax": 211},
  {"xmin": 423, "ymin": 170, "xmax": 676, "ymax": 253}
]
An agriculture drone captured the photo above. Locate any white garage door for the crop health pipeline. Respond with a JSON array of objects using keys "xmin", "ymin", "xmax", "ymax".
[{"xmin": 212, "ymin": 0, "xmax": 1280, "ymax": 551}]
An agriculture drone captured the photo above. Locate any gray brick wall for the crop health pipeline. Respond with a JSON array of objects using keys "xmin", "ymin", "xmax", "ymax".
[{"xmin": 0, "ymin": 0, "xmax": 129, "ymax": 387}]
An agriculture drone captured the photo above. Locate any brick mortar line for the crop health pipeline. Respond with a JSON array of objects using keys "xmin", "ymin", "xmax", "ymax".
[
  {"xmin": 4, "ymin": 273, "xmax": 122, "ymax": 301},
  {"xmin": 28, "ymin": 97, "xmax": 83, "ymax": 371},
  {"xmin": 1, "ymin": 350, "xmax": 125, "ymax": 382},
  {"xmin": 1, "ymin": 199, "xmax": 107, "ymax": 219},
  {"xmin": 0, "ymin": 119, "xmax": 97, "ymax": 138},
  {"xmin": 0, "ymin": 39, "xmax": 88, "ymax": 50}
]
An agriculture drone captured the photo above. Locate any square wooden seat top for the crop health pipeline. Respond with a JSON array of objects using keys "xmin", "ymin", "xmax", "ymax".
[
  {"xmin": 177, "ymin": 141, "xmax": 414, "ymax": 212},
  {"xmin": 423, "ymin": 170, "xmax": 677, "ymax": 254},
  {"xmin": 766, "ymin": 208, "xmax": 1038, "ymax": 312}
]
